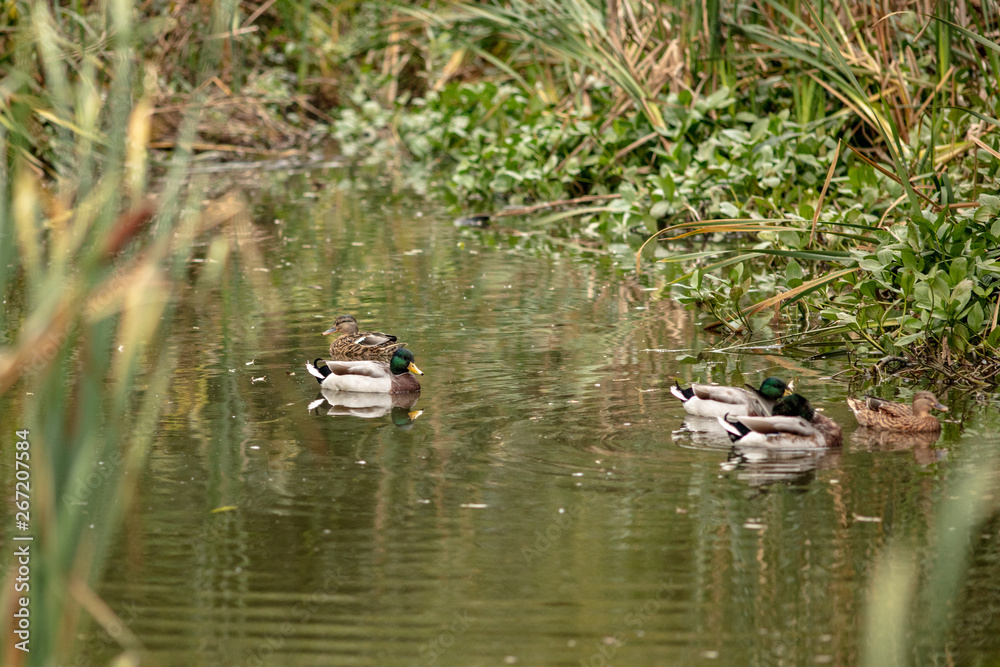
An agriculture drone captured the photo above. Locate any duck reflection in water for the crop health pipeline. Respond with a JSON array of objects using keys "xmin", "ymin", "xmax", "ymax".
[
  {"xmin": 850, "ymin": 427, "xmax": 945, "ymax": 466},
  {"xmin": 308, "ymin": 388, "xmax": 423, "ymax": 428},
  {"xmin": 721, "ymin": 444, "xmax": 841, "ymax": 491},
  {"xmin": 673, "ymin": 415, "xmax": 742, "ymax": 450}
]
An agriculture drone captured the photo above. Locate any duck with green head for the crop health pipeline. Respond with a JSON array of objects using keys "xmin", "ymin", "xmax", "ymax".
[
  {"xmin": 847, "ymin": 391, "xmax": 948, "ymax": 433},
  {"xmin": 307, "ymin": 347, "xmax": 423, "ymax": 394},
  {"xmin": 671, "ymin": 376, "xmax": 792, "ymax": 418},
  {"xmin": 323, "ymin": 314, "xmax": 406, "ymax": 361},
  {"xmin": 718, "ymin": 393, "xmax": 843, "ymax": 449}
]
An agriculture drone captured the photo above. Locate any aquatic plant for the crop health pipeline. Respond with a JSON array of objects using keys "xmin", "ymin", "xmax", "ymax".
[
  {"xmin": 645, "ymin": 3, "xmax": 1000, "ymax": 381},
  {"xmin": 324, "ymin": 1, "xmax": 1000, "ymax": 381}
]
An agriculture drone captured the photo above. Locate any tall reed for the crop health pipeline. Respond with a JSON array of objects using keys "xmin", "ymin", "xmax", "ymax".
[{"xmin": 0, "ymin": 1, "xmax": 241, "ymax": 664}]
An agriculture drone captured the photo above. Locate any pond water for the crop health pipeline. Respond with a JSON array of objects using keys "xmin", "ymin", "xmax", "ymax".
[{"xmin": 12, "ymin": 169, "xmax": 1000, "ymax": 665}]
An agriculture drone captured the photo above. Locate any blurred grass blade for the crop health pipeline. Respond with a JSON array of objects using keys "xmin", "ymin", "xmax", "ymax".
[{"xmin": 863, "ymin": 458, "xmax": 996, "ymax": 666}]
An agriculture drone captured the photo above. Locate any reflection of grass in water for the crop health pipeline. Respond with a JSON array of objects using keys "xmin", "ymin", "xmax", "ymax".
[
  {"xmin": 863, "ymin": 456, "xmax": 996, "ymax": 666},
  {"xmin": 0, "ymin": 2, "xmax": 245, "ymax": 664}
]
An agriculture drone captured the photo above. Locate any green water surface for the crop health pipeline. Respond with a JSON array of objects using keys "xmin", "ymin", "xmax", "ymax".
[{"xmin": 6, "ymin": 168, "xmax": 1000, "ymax": 666}]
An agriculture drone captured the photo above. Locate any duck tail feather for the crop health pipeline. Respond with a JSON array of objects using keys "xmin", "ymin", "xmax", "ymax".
[
  {"xmin": 670, "ymin": 380, "xmax": 694, "ymax": 401},
  {"xmin": 717, "ymin": 413, "xmax": 747, "ymax": 441},
  {"xmin": 306, "ymin": 359, "xmax": 330, "ymax": 383}
]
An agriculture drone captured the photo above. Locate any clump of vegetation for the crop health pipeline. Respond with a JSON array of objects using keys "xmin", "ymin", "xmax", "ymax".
[{"xmin": 327, "ymin": 0, "xmax": 1000, "ymax": 383}]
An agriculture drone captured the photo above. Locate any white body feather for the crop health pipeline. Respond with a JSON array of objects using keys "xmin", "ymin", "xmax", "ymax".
[
  {"xmin": 322, "ymin": 373, "xmax": 394, "ymax": 393},
  {"xmin": 671, "ymin": 384, "xmax": 765, "ymax": 418},
  {"xmin": 307, "ymin": 360, "xmax": 393, "ymax": 393}
]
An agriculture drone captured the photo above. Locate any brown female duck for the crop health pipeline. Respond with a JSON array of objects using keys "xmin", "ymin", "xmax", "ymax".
[
  {"xmin": 846, "ymin": 391, "xmax": 948, "ymax": 433},
  {"xmin": 323, "ymin": 314, "xmax": 406, "ymax": 361}
]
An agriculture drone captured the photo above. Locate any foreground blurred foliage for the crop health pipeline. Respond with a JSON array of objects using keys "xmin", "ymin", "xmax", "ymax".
[{"xmin": 0, "ymin": 1, "xmax": 253, "ymax": 664}]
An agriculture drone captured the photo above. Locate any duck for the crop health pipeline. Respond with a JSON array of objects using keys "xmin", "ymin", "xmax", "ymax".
[
  {"xmin": 323, "ymin": 314, "xmax": 406, "ymax": 361},
  {"xmin": 846, "ymin": 391, "xmax": 948, "ymax": 433},
  {"xmin": 306, "ymin": 348, "xmax": 423, "ymax": 394},
  {"xmin": 718, "ymin": 393, "xmax": 843, "ymax": 449},
  {"xmin": 670, "ymin": 376, "xmax": 792, "ymax": 418}
]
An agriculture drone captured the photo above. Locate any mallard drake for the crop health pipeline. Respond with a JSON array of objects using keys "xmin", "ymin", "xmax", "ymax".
[
  {"xmin": 306, "ymin": 348, "xmax": 423, "ymax": 394},
  {"xmin": 846, "ymin": 391, "xmax": 947, "ymax": 433},
  {"xmin": 718, "ymin": 394, "xmax": 843, "ymax": 449},
  {"xmin": 671, "ymin": 376, "xmax": 791, "ymax": 418},
  {"xmin": 323, "ymin": 315, "xmax": 406, "ymax": 361}
]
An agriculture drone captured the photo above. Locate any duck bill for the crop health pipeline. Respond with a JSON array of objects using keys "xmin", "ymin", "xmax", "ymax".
[
  {"xmin": 935, "ymin": 401, "xmax": 949, "ymax": 412},
  {"xmin": 785, "ymin": 378, "xmax": 795, "ymax": 395},
  {"xmin": 408, "ymin": 409, "xmax": 424, "ymax": 421},
  {"xmin": 322, "ymin": 327, "xmax": 337, "ymax": 335},
  {"xmin": 408, "ymin": 362, "xmax": 424, "ymax": 376}
]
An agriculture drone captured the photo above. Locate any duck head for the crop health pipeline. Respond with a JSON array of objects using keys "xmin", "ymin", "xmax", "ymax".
[
  {"xmin": 912, "ymin": 391, "xmax": 948, "ymax": 417},
  {"xmin": 750, "ymin": 376, "xmax": 792, "ymax": 400},
  {"xmin": 323, "ymin": 314, "xmax": 359, "ymax": 336},
  {"xmin": 390, "ymin": 348, "xmax": 423, "ymax": 376},
  {"xmin": 771, "ymin": 393, "xmax": 815, "ymax": 421}
]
